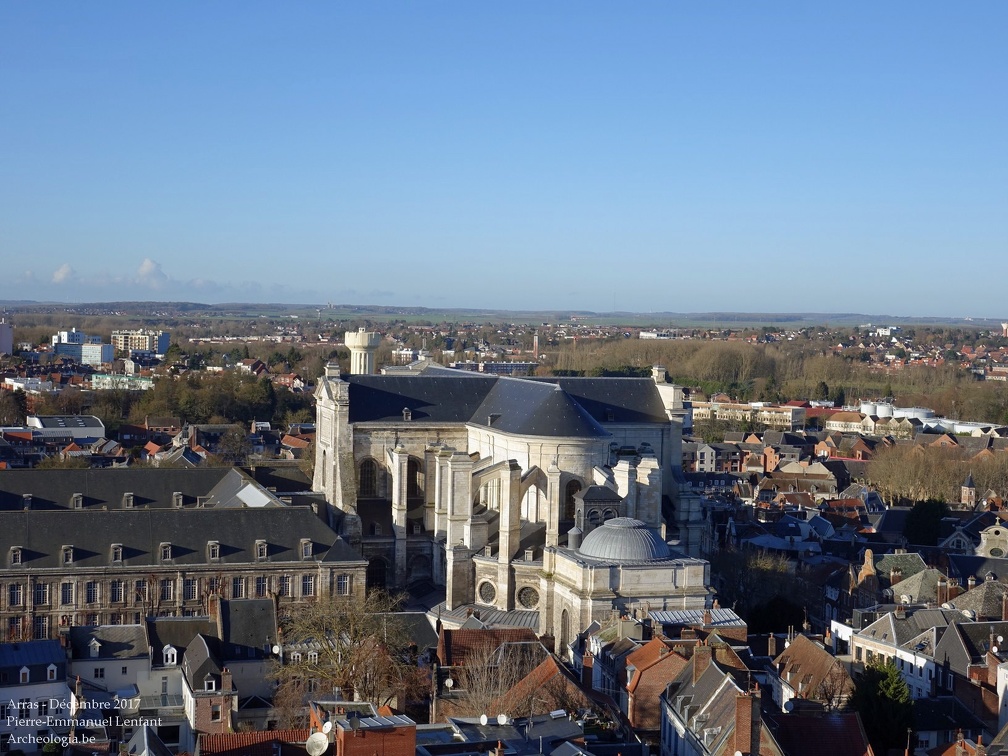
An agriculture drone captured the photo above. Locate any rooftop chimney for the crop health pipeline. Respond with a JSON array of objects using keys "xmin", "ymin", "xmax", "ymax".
[
  {"xmin": 693, "ymin": 643, "xmax": 712, "ymax": 684},
  {"xmin": 734, "ymin": 689, "xmax": 762, "ymax": 756}
]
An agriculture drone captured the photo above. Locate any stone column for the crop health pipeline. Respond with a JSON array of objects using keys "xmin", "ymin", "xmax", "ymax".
[
  {"xmin": 635, "ymin": 453, "xmax": 661, "ymax": 527},
  {"xmin": 545, "ymin": 464, "xmax": 562, "ymax": 547},
  {"xmin": 447, "ymin": 451, "xmax": 474, "ymax": 548},
  {"xmin": 613, "ymin": 457, "xmax": 637, "ymax": 518},
  {"xmin": 446, "ymin": 542, "xmax": 474, "ymax": 610},
  {"xmin": 497, "ymin": 462, "xmax": 523, "ymax": 609},
  {"xmin": 433, "ymin": 447, "xmax": 453, "ymax": 538},
  {"xmin": 390, "ymin": 445, "xmax": 409, "ymax": 586}
]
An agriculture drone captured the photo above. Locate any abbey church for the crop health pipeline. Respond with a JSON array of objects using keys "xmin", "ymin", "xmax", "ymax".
[{"xmin": 313, "ymin": 330, "xmax": 710, "ymax": 649}]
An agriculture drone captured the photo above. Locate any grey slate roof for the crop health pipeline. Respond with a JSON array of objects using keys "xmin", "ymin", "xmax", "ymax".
[
  {"xmin": 945, "ymin": 578, "xmax": 1008, "ymax": 619},
  {"xmin": 948, "ymin": 555, "xmax": 1008, "ymax": 583},
  {"xmin": 69, "ymin": 625, "xmax": 148, "ymax": 660},
  {"xmin": 470, "ymin": 379, "xmax": 607, "ymax": 438},
  {"xmin": 345, "ymin": 374, "xmax": 669, "ymax": 437},
  {"xmin": 146, "ymin": 617, "xmax": 216, "ymax": 660},
  {"xmin": 220, "ymin": 599, "xmax": 278, "ymax": 660},
  {"xmin": 182, "ymin": 633, "xmax": 225, "ymax": 691},
  {"xmin": 0, "ymin": 638, "xmax": 64, "ymax": 669},
  {"xmin": 348, "ymin": 375, "xmax": 497, "ymax": 424},
  {"xmin": 0, "ymin": 507, "xmax": 361, "ymax": 568},
  {"xmin": 531, "ymin": 377, "xmax": 670, "ymax": 424},
  {"xmin": 0, "ymin": 467, "xmax": 232, "ymax": 510}
]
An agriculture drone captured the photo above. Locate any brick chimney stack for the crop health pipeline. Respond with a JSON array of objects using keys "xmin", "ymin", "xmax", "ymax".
[
  {"xmin": 734, "ymin": 688, "xmax": 762, "ymax": 756},
  {"xmin": 938, "ymin": 577, "xmax": 948, "ymax": 605},
  {"xmin": 1001, "ymin": 592, "xmax": 1008, "ymax": 622},
  {"xmin": 693, "ymin": 642, "xmax": 712, "ymax": 684},
  {"xmin": 891, "ymin": 567, "xmax": 902, "ymax": 586}
]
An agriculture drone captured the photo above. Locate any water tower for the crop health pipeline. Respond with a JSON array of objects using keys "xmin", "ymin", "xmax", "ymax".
[{"xmin": 345, "ymin": 328, "xmax": 381, "ymax": 375}]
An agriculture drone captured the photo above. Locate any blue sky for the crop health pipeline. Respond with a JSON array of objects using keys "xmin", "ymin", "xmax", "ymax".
[{"xmin": 1, "ymin": 3, "xmax": 1005, "ymax": 316}]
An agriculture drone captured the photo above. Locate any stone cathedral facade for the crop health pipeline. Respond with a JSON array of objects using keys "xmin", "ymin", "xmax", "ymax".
[{"xmin": 313, "ymin": 344, "xmax": 708, "ymax": 648}]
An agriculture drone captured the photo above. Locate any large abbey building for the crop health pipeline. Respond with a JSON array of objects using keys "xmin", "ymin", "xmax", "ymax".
[{"xmin": 313, "ymin": 331, "xmax": 709, "ymax": 648}]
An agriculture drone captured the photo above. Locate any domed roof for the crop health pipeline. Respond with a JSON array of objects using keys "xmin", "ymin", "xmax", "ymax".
[{"xmin": 578, "ymin": 517, "xmax": 671, "ymax": 562}]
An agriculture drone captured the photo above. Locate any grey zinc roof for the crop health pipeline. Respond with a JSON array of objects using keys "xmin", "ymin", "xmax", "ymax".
[
  {"xmin": 69, "ymin": 625, "xmax": 149, "ymax": 660},
  {"xmin": 0, "ymin": 467, "xmax": 233, "ymax": 510},
  {"xmin": 470, "ymin": 378, "xmax": 608, "ymax": 438},
  {"xmin": 574, "ymin": 485, "xmax": 623, "ymax": 503},
  {"xmin": 0, "ymin": 507, "xmax": 361, "ymax": 568},
  {"xmin": 578, "ymin": 517, "xmax": 671, "ymax": 561}
]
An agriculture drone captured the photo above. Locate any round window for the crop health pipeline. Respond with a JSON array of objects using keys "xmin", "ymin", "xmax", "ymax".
[
  {"xmin": 478, "ymin": 581, "xmax": 496, "ymax": 604},
  {"xmin": 517, "ymin": 586, "xmax": 540, "ymax": 609},
  {"xmin": 991, "ymin": 548, "xmax": 1004, "ymax": 557}
]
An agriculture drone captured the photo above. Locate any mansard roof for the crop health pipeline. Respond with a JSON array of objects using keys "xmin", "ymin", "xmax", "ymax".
[
  {"xmin": 0, "ymin": 467, "xmax": 235, "ymax": 510},
  {"xmin": 0, "ymin": 508, "xmax": 362, "ymax": 569},
  {"xmin": 531, "ymin": 377, "xmax": 670, "ymax": 424},
  {"xmin": 344, "ymin": 374, "xmax": 669, "ymax": 437},
  {"xmin": 69, "ymin": 625, "xmax": 148, "ymax": 660},
  {"xmin": 472, "ymin": 378, "xmax": 608, "ymax": 437},
  {"xmin": 348, "ymin": 375, "xmax": 497, "ymax": 424}
]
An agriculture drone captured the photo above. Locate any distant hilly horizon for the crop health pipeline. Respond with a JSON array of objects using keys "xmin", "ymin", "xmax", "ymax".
[{"xmin": 0, "ymin": 299, "xmax": 1001, "ymax": 329}]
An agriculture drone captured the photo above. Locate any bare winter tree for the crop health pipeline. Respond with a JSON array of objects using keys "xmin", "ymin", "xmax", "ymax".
[
  {"xmin": 451, "ymin": 639, "xmax": 546, "ymax": 718},
  {"xmin": 271, "ymin": 590, "xmax": 427, "ymax": 711},
  {"xmin": 816, "ymin": 661, "xmax": 854, "ymax": 712}
]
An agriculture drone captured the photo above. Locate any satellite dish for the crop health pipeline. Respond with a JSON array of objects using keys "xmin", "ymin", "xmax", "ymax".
[
  {"xmin": 999, "ymin": 636, "xmax": 1004, "ymax": 644},
  {"xmin": 322, "ymin": 722, "xmax": 332, "ymax": 734},
  {"xmin": 480, "ymin": 714, "xmax": 488, "ymax": 726},
  {"xmin": 272, "ymin": 645, "xmax": 281, "ymax": 655},
  {"xmin": 783, "ymin": 700, "xmax": 795, "ymax": 713},
  {"xmin": 497, "ymin": 714, "xmax": 507, "ymax": 725},
  {"xmin": 306, "ymin": 733, "xmax": 328, "ymax": 756},
  {"xmin": 444, "ymin": 677, "xmax": 454, "ymax": 689}
]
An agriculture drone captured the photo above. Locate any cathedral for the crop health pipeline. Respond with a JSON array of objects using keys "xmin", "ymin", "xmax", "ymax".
[{"xmin": 313, "ymin": 331, "xmax": 709, "ymax": 648}]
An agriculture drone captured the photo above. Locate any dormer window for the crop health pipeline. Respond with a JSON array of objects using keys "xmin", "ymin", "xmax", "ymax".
[
  {"xmin": 111, "ymin": 544, "xmax": 123, "ymax": 564},
  {"xmin": 71, "ymin": 493, "xmax": 83, "ymax": 509},
  {"xmin": 162, "ymin": 645, "xmax": 177, "ymax": 666},
  {"xmin": 62, "ymin": 546, "xmax": 74, "ymax": 565},
  {"xmin": 122, "ymin": 492, "xmax": 134, "ymax": 509},
  {"xmin": 9, "ymin": 547, "xmax": 21, "ymax": 567},
  {"xmin": 300, "ymin": 539, "xmax": 312, "ymax": 560},
  {"xmin": 204, "ymin": 675, "xmax": 216, "ymax": 692},
  {"xmin": 172, "ymin": 492, "xmax": 183, "ymax": 508},
  {"xmin": 255, "ymin": 540, "xmax": 268, "ymax": 561},
  {"xmin": 207, "ymin": 541, "xmax": 220, "ymax": 561},
  {"xmin": 160, "ymin": 543, "xmax": 172, "ymax": 562},
  {"xmin": 19, "ymin": 667, "xmax": 29, "ymax": 684},
  {"xmin": 46, "ymin": 664, "xmax": 56, "ymax": 681},
  {"xmin": 89, "ymin": 639, "xmax": 101, "ymax": 658}
]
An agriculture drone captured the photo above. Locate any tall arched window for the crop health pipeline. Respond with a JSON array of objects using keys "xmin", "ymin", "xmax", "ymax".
[
  {"xmin": 407, "ymin": 458, "xmax": 423, "ymax": 499},
  {"xmin": 359, "ymin": 459, "xmax": 378, "ymax": 497},
  {"xmin": 564, "ymin": 480, "xmax": 582, "ymax": 521}
]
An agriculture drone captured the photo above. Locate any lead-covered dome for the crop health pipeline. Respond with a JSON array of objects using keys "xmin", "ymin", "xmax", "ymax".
[{"xmin": 578, "ymin": 517, "xmax": 671, "ymax": 561}]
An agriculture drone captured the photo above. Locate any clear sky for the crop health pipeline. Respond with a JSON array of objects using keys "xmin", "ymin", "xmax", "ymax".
[{"xmin": 1, "ymin": 3, "xmax": 1005, "ymax": 317}]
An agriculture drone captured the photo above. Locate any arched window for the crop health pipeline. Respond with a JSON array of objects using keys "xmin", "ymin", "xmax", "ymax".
[
  {"xmin": 564, "ymin": 480, "xmax": 582, "ymax": 521},
  {"xmin": 366, "ymin": 558, "xmax": 388, "ymax": 591},
  {"xmin": 359, "ymin": 459, "xmax": 378, "ymax": 497},
  {"xmin": 407, "ymin": 458, "xmax": 423, "ymax": 499}
]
